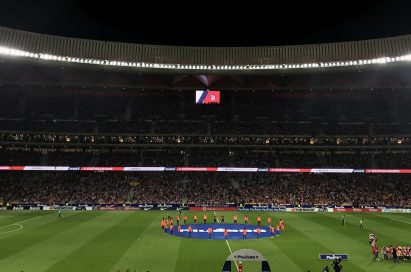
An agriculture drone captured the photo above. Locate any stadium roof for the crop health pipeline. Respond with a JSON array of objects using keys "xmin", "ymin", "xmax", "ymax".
[
  {"xmin": 1, "ymin": 0, "xmax": 411, "ymax": 47},
  {"xmin": 1, "ymin": 25, "xmax": 411, "ymax": 74}
]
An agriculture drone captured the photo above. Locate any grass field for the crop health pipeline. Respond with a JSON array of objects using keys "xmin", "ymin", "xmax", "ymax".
[{"xmin": 0, "ymin": 211, "xmax": 410, "ymax": 272}]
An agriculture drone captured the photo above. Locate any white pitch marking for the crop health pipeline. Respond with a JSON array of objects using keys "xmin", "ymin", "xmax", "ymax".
[
  {"xmin": 0, "ymin": 224, "xmax": 23, "ymax": 235},
  {"xmin": 389, "ymin": 217, "xmax": 411, "ymax": 225},
  {"xmin": 0, "ymin": 216, "xmax": 42, "ymax": 230},
  {"xmin": 214, "ymin": 212, "xmax": 239, "ymax": 271}
]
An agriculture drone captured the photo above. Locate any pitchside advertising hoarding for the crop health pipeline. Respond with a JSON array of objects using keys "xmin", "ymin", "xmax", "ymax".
[
  {"xmin": 96, "ymin": 204, "xmax": 188, "ymax": 211},
  {"xmin": 333, "ymin": 207, "xmax": 382, "ymax": 212},
  {"xmin": 382, "ymin": 208, "xmax": 411, "ymax": 213},
  {"xmin": 237, "ymin": 205, "xmax": 286, "ymax": 212},
  {"xmin": 2, "ymin": 166, "xmax": 411, "ymax": 173},
  {"xmin": 319, "ymin": 254, "xmax": 349, "ymax": 261},
  {"xmin": 2, "ymin": 204, "xmax": 410, "ymax": 212}
]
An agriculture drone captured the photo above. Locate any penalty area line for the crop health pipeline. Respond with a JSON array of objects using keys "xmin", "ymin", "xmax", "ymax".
[
  {"xmin": 0, "ymin": 223, "xmax": 23, "ymax": 235},
  {"xmin": 0, "ymin": 215, "xmax": 42, "ymax": 230},
  {"xmin": 214, "ymin": 212, "xmax": 239, "ymax": 271}
]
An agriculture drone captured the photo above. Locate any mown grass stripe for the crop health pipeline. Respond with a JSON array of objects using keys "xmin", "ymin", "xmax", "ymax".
[
  {"xmin": 233, "ymin": 211, "xmax": 304, "ymax": 272},
  {"xmin": 321, "ymin": 213, "xmax": 406, "ymax": 245},
  {"xmin": 45, "ymin": 211, "xmax": 158, "ymax": 272},
  {"xmin": 0, "ymin": 211, "xmax": 116, "ymax": 272},
  {"xmin": 112, "ymin": 211, "xmax": 183, "ymax": 272},
  {"xmin": 0, "ymin": 211, "xmax": 94, "ymax": 261},
  {"xmin": 298, "ymin": 213, "xmax": 406, "ymax": 272}
]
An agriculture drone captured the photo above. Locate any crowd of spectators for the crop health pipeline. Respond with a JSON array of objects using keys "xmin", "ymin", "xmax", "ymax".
[
  {"xmin": 2, "ymin": 132, "xmax": 410, "ymax": 147},
  {"xmin": 0, "ymin": 172, "xmax": 130, "ymax": 205},
  {"xmin": 0, "ymin": 90, "xmax": 410, "ymax": 208},
  {"xmin": 1, "ymin": 120, "xmax": 411, "ymax": 137},
  {"xmin": 1, "ymin": 91, "xmax": 411, "ymax": 137},
  {"xmin": 0, "ymin": 148, "xmax": 410, "ymax": 169},
  {"xmin": 1, "ymin": 172, "xmax": 410, "ymax": 207}
]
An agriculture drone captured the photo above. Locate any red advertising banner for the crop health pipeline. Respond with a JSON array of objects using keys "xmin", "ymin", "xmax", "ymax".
[
  {"xmin": 80, "ymin": 167, "xmax": 125, "ymax": 171},
  {"xmin": 176, "ymin": 167, "xmax": 218, "ymax": 172},
  {"xmin": 0, "ymin": 166, "xmax": 411, "ymax": 174},
  {"xmin": 365, "ymin": 169, "xmax": 411, "ymax": 174},
  {"xmin": 269, "ymin": 168, "xmax": 312, "ymax": 173}
]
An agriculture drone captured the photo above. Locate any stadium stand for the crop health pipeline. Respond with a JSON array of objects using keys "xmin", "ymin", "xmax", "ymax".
[{"xmin": 1, "ymin": 172, "xmax": 410, "ymax": 207}]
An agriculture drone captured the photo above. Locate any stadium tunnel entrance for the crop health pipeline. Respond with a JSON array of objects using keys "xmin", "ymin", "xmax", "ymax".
[{"xmin": 166, "ymin": 224, "xmax": 277, "ymax": 240}]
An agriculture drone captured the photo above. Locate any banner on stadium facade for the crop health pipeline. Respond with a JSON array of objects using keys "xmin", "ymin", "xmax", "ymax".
[
  {"xmin": 176, "ymin": 167, "xmax": 218, "ymax": 172},
  {"xmin": 269, "ymin": 168, "xmax": 311, "ymax": 173},
  {"xmin": 365, "ymin": 169, "xmax": 411, "ymax": 173},
  {"xmin": 123, "ymin": 167, "xmax": 165, "ymax": 172},
  {"xmin": 22, "ymin": 166, "xmax": 54, "ymax": 171},
  {"xmin": 1, "ymin": 165, "xmax": 411, "ymax": 174},
  {"xmin": 310, "ymin": 168, "xmax": 354, "ymax": 173},
  {"xmin": 80, "ymin": 167, "xmax": 125, "ymax": 171},
  {"xmin": 217, "ymin": 167, "xmax": 259, "ymax": 172}
]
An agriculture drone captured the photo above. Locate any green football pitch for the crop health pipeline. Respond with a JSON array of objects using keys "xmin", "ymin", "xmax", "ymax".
[{"xmin": 0, "ymin": 211, "xmax": 410, "ymax": 272}]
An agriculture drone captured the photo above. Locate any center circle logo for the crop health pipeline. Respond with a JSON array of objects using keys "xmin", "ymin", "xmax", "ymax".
[{"xmin": 164, "ymin": 223, "xmax": 280, "ymax": 240}]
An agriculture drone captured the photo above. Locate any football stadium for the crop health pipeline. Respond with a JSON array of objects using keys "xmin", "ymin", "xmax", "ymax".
[{"xmin": 1, "ymin": 3, "xmax": 411, "ymax": 272}]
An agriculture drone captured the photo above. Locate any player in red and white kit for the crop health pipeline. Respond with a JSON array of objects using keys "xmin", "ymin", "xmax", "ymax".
[{"xmin": 238, "ymin": 261, "xmax": 243, "ymax": 272}]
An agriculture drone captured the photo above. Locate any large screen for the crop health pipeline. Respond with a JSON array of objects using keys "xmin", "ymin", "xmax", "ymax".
[{"xmin": 195, "ymin": 90, "xmax": 220, "ymax": 104}]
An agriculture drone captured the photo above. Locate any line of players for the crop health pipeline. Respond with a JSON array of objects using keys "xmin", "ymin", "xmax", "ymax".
[
  {"xmin": 368, "ymin": 233, "xmax": 410, "ymax": 262},
  {"xmin": 381, "ymin": 245, "xmax": 410, "ymax": 262},
  {"xmin": 160, "ymin": 213, "xmax": 285, "ymax": 239}
]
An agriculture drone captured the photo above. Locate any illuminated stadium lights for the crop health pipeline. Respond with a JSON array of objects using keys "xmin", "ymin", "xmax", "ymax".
[{"xmin": 1, "ymin": 45, "xmax": 411, "ymax": 71}]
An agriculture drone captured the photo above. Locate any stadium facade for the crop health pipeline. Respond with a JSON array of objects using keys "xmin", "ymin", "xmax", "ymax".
[{"xmin": 0, "ymin": 26, "xmax": 411, "ymax": 209}]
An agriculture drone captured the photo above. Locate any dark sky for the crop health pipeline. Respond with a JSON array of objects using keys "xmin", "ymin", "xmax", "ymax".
[{"xmin": 0, "ymin": 0, "xmax": 410, "ymax": 47}]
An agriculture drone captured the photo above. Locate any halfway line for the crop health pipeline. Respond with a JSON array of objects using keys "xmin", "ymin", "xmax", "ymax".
[{"xmin": 214, "ymin": 212, "xmax": 239, "ymax": 271}]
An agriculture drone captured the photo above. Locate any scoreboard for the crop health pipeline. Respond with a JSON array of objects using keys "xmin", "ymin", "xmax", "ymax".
[{"xmin": 195, "ymin": 90, "xmax": 220, "ymax": 104}]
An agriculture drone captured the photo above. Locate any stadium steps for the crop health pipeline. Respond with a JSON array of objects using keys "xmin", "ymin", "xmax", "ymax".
[
  {"xmin": 39, "ymin": 153, "xmax": 47, "ymax": 165},
  {"xmin": 72, "ymin": 101, "xmax": 80, "ymax": 119},
  {"xmin": 369, "ymin": 123, "xmax": 375, "ymax": 136},
  {"xmin": 181, "ymin": 178, "xmax": 189, "ymax": 205},
  {"xmin": 17, "ymin": 96, "xmax": 27, "ymax": 114},
  {"xmin": 125, "ymin": 188, "xmax": 134, "ymax": 203},
  {"xmin": 123, "ymin": 97, "xmax": 134, "ymax": 121},
  {"xmin": 230, "ymin": 178, "xmax": 240, "ymax": 190},
  {"xmin": 370, "ymin": 153, "xmax": 377, "ymax": 168}
]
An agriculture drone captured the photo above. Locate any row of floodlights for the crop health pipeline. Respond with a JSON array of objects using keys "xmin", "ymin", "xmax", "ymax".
[{"xmin": 1, "ymin": 45, "xmax": 411, "ymax": 71}]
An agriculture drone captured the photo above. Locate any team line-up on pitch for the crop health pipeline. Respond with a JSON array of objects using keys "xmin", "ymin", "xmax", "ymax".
[
  {"xmin": 161, "ymin": 214, "xmax": 284, "ymax": 227},
  {"xmin": 177, "ymin": 228, "xmax": 268, "ymax": 233},
  {"xmin": 160, "ymin": 214, "xmax": 285, "ymax": 239}
]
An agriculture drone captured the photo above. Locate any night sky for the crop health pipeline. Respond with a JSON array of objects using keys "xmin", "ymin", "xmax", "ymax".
[{"xmin": 0, "ymin": 0, "xmax": 410, "ymax": 47}]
